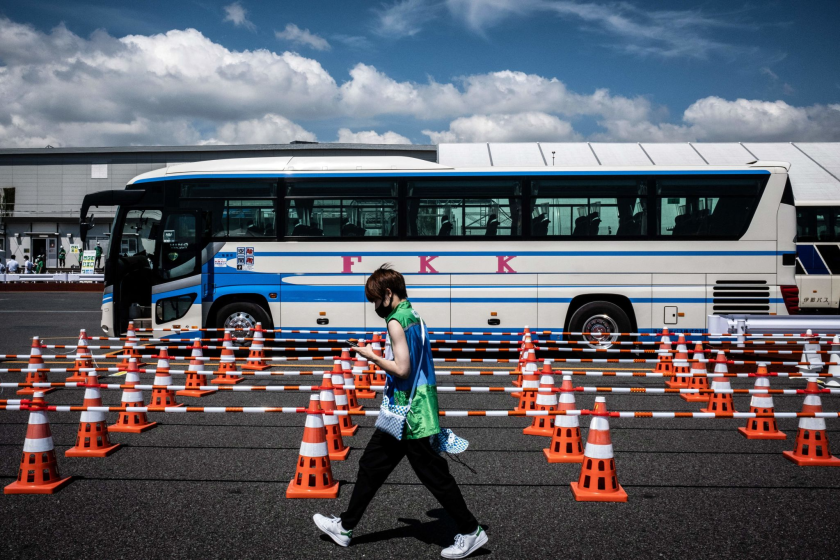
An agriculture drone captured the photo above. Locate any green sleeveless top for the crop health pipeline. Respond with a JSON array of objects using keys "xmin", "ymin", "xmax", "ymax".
[{"xmin": 385, "ymin": 300, "xmax": 440, "ymax": 439}]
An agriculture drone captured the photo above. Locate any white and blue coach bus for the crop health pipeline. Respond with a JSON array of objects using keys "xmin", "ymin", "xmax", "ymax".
[
  {"xmin": 80, "ymin": 156, "xmax": 798, "ymax": 343},
  {"xmin": 795, "ymin": 204, "xmax": 840, "ymax": 312}
]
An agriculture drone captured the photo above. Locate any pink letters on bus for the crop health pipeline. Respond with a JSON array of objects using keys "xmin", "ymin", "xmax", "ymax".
[
  {"xmin": 419, "ymin": 256, "xmax": 439, "ymax": 273},
  {"xmin": 342, "ymin": 256, "xmax": 362, "ymax": 273},
  {"xmin": 497, "ymin": 256, "xmax": 516, "ymax": 273}
]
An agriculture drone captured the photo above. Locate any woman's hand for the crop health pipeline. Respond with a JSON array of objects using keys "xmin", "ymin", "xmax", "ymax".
[{"xmin": 353, "ymin": 344, "xmax": 377, "ymax": 362}]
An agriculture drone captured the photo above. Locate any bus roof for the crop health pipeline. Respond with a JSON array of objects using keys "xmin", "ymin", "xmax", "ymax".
[{"xmin": 126, "ymin": 155, "xmax": 788, "ymax": 186}]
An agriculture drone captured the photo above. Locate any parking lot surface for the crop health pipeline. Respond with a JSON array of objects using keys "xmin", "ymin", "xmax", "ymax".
[{"xmin": 2, "ymin": 293, "xmax": 839, "ymax": 559}]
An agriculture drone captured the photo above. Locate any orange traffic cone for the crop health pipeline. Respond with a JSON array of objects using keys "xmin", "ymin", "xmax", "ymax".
[
  {"xmin": 18, "ymin": 336, "xmax": 55, "ymax": 396},
  {"xmin": 681, "ymin": 343, "xmax": 710, "ymax": 402},
  {"xmin": 242, "ymin": 322, "xmax": 271, "ymax": 370},
  {"xmin": 66, "ymin": 372, "xmax": 122, "ymax": 457},
  {"xmin": 352, "ymin": 343, "xmax": 376, "ymax": 399},
  {"xmin": 176, "ymin": 339, "xmax": 215, "ymax": 397},
  {"xmin": 570, "ymin": 397, "xmax": 627, "ymax": 502},
  {"xmin": 117, "ymin": 321, "xmax": 146, "ymax": 369},
  {"xmin": 701, "ymin": 351, "xmax": 735, "ymax": 414},
  {"xmin": 5, "ymin": 392, "xmax": 73, "ymax": 494},
  {"xmin": 666, "ymin": 334, "xmax": 690, "ymax": 388},
  {"xmin": 515, "ymin": 350, "xmax": 541, "ymax": 412},
  {"xmin": 783, "ymin": 379, "xmax": 840, "ymax": 466},
  {"xmin": 544, "ymin": 374, "xmax": 584, "ymax": 463},
  {"xmin": 738, "ymin": 365, "xmax": 786, "ymax": 440},
  {"xmin": 369, "ymin": 333, "xmax": 387, "ymax": 388},
  {"xmin": 318, "ymin": 382, "xmax": 350, "ymax": 461},
  {"xmin": 654, "ymin": 329, "xmax": 673, "ymax": 377},
  {"xmin": 150, "ymin": 348, "xmax": 183, "ymax": 407},
  {"xmin": 212, "ymin": 331, "xmax": 244, "ymax": 385},
  {"xmin": 286, "ymin": 401, "xmax": 340, "ymax": 498},
  {"xmin": 513, "ymin": 334, "xmax": 534, "ymax": 390},
  {"xmin": 109, "ymin": 359, "xmax": 157, "ymax": 433},
  {"xmin": 331, "ymin": 362, "xmax": 358, "ymax": 436},
  {"xmin": 66, "ymin": 329, "xmax": 92, "ymax": 382},
  {"xmin": 524, "ymin": 366, "xmax": 557, "ymax": 436}
]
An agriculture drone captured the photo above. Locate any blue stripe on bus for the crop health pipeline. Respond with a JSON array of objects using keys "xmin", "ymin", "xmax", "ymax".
[
  {"xmin": 132, "ymin": 169, "xmax": 772, "ymax": 184},
  {"xmin": 796, "ymin": 245, "xmax": 830, "ymax": 275},
  {"xmin": 262, "ymin": 250, "xmax": 780, "ymax": 257}
]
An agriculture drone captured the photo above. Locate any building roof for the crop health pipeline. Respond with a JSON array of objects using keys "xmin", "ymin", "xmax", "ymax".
[
  {"xmin": 0, "ymin": 142, "xmax": 435, "ymax": 156},
  {"xmin": 439, "ymin": 142, "xmax": 840, "ymax": 205}
]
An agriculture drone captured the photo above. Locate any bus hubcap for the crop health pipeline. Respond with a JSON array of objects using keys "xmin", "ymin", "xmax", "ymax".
[
  {"xmin": 224, "ymin": 312, "xmax": 256, "ymax": 343},
  {"xmin": 582, "ymin": 314, "xmax": 619, "ymax": 349}
]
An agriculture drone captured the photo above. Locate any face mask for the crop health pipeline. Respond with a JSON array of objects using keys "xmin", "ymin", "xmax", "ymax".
[{"xmin": 375, "ymin": 294, "xmax": 392, "ymax": 318}]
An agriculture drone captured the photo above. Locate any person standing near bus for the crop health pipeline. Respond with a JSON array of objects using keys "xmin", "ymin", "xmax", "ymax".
[
  {"xmin": 58, "ymin": 246, "xmax": 66, "ymax": 268},
  {"xmin": 94, "ymin": 242, "xmax": 103, "ymax": 269},
  {"xmin": 313, "ymin": 265, "xmax": 487, "ymax": 559}
]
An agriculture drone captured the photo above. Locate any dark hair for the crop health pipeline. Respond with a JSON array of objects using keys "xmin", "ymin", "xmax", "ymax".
[{"xmin": 364, "ymin": 264, "xmax": 408, "ymax": 303}]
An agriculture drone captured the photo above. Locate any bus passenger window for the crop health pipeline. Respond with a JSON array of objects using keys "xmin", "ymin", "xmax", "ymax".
[
  {"xmin": 531, "ymin": 178, "xmax": 646, "ymax": 237},
  {"xmin": 407, "ymin": 180, "xmax": 521, "ymax": 237},
  {"xmin": 656, "ymin": 176, "xmax": 765, "ymax": 238},
  {"xmin": 285, "ymin": 181, "xmax": 398, "ymax": 238}
]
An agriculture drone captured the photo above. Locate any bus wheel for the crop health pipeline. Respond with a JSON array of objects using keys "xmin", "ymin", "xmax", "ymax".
[
  {"xmin": 215, "ymin": 302, "xmax": 272, "ymax": 344},
  {"xmin": 568, "ymin": 301, "xmax": 631, "ymax": 349}
]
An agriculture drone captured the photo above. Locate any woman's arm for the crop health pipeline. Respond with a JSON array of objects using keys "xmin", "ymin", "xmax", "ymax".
[{"xmin": 354, "ymin": 320, "xmax": 411, "ymax": 379}]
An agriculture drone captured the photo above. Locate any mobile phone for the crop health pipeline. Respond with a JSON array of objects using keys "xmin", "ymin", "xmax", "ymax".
[{"xmin": 345, "ymin": 339, "xmax": 359, "ymax": 348}]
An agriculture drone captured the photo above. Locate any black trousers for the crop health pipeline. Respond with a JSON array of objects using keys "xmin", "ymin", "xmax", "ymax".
[{"xmin": 340, "ymin": 429, "xmax": 478, "ymax": 534}]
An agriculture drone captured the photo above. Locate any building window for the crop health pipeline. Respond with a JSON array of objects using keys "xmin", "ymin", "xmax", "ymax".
[{"xmin": 91, "ymin": 164, "xmax": 109, "ymax": 179}]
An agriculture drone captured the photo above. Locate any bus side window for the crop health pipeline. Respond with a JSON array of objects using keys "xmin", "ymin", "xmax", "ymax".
[
  {"xmin": 406, "ymin": 179, "xmax": 522, "ymax": 237},
  {"xmin": 656, "ymin": 176, "xmax": 765, "ymax": 239}
]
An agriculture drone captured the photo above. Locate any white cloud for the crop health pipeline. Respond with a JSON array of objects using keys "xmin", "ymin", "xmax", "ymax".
[
  {"xmin": 0, "ymin": 16, "xmax": 835, "ymax": 148},
  {"xmin": 682, "ymin": 97, "xmax": 840, "ymax": 141},
  {"xmin": 592, "ymin": 97, "xmax": 840, "ymax": 142},
  {"xmin": 336, "ymin": 128, "xmax": 412, "ymax": 144},
  {"xmin": 423, "ymin": 112, "xmax": 580, "ymax": 143},
  {"xmin": 332, "ymin": 34, "xmax": 372, "ymax": 50},
  {"xmin": 223, "ymin": 2, "xmax": 256, "ymax": 32},
  {"xmin": 373, "ymin": 0, "xmax": 442, "ymax": 37},
  {"xmin": 444, "ymin": 0, "xmax": 764, "ymax": 59},
  {"xmin": 275, "ymin": 23, "xmax": 331, "ymax": 51},
  {"xmin": 201, "ymin": 114, "xmax": 317, "ymax": 145}
]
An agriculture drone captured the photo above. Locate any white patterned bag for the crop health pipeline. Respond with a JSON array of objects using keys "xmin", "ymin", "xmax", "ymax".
[{"xmin": 375, "ymin": 375, "xmax": 418, "ymax": 440}]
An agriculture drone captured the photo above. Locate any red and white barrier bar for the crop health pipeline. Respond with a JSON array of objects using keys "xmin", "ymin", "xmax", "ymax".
[{"xmin": 2, "ymin": 402, "xmax": 839, "ymax": 419}]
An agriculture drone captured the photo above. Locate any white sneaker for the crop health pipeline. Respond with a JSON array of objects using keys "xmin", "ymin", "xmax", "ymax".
[
  {"xmin": 313, "ymin": 514, "xmax": 352, "ymax": 547},
  {"xmin": 441, "ymin": 526, "xmax": 488, "ymax": 559}
]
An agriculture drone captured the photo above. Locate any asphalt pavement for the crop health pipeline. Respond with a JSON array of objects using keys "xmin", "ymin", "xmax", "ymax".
[{"xmin": 1, "ymin": 292, "xmax": 839, "ymax": 559}]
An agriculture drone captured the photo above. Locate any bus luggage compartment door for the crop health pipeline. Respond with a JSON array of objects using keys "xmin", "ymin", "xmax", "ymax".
[
  {"xmin": 280, "ymin": 275, "xmax": 365, "ymax": 329},
  {"xmin": 450, "ymin": 274, "xmax": 538, "ymax": 330}
]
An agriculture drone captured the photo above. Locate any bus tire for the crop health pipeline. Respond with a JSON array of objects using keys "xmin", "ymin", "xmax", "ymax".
[
  {"xmin": 214, "ymin": 302, "xmax": 273, "ymax": 343},
  {"xmin": 567, "ymin": 301, "xmax": 632, "ymax": 348}
]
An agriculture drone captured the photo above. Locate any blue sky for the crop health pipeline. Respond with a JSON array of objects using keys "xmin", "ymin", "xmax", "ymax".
[{"xmin": 0, "ymin": 0, "xmax": 838, "ymax": 146}]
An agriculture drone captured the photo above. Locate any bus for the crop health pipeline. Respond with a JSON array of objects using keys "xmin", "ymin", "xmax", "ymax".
[
  {"xmin": 80, "ymin": 156, "xmax": 798, "ymax": 345},
  {"xmin": 795, "ymin": 204, "xmax": 840, "ymax": 312}
]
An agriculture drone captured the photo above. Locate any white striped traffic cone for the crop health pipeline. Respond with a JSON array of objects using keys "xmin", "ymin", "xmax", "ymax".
[
  {"xmin": 524, "ymin": 368, "xmax": 557, "ymax": 436},
  {"xmin": 5, "ymin": 392, "xmax": 72, "ymax": 494},
  {"xmin": 570, "ymin": 397, "xmax": 627, "ymax": 502},
  {"xmin": 109, "ymin": 358, "xmax": 157, "ymax": 433},
  {"xmin": 150, "ymin": 348, "xmax": 183, "ymax": 407},
  {"xmin": 66, "ymin": 372, "xmax": 122, "ymax": 457},
  {"xmin": 286, "ymin": 400, "xmax": 340, "ymax": 498}
]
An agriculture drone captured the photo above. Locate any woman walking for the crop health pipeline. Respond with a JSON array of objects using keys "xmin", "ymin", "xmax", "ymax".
[{"xmin": 314, "ymin": 265, "xmax": 487, "ymax": 559}]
